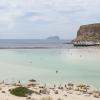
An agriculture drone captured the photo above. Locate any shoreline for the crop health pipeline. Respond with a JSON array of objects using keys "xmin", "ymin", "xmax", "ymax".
[
  {"xmin": 0, "ymin": 80, "xmax": 100, "ymax": 100},
  {"xmin": 0, "ymin": 48, "xmax": 99, "ymax": 100}
]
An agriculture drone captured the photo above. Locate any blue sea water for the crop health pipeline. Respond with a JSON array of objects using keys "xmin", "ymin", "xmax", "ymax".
[{"xmin": 0, "ymin": 39, "xmax": 99, "ymax": 88}]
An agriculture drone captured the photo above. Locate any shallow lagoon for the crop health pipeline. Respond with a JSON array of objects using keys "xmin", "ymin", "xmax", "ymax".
[{"xmin": 0, "ymin": 48, "xmax": 100, "ymax": 88}]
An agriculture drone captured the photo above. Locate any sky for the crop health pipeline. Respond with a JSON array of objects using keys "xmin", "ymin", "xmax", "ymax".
[{"xmin": 0, "ymin": 0, "xmax": 100, "ymax": 39}]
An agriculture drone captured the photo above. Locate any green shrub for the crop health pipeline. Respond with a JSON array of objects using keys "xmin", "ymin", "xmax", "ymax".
[{"xmin": 10, "ymin": 87, "xmax": 33, "ymax": 97}]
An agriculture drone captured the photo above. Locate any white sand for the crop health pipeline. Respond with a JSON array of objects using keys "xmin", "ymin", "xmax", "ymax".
[{"xmin": 0, "ymin": 84, "xmax": 99, "ymax": 100}]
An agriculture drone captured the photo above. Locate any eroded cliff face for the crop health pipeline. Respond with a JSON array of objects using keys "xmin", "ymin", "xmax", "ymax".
[{"xmin": 75, "ymin": 23, "xmax": 100, "ymax": 41}]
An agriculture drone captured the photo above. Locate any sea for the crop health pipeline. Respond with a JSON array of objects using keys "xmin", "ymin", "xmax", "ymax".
[{"xmin": 0, "ymin": 39, "xmax": 100, "ymax": 89}]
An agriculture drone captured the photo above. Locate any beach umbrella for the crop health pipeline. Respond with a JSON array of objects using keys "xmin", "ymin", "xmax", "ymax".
[
  {"xmin": 27, "ymin": 79, "xmax": 38, "ymax": 87},
  {"xmin": 29, "ymin": 79, "xmax": 36, "ymax": 82}
]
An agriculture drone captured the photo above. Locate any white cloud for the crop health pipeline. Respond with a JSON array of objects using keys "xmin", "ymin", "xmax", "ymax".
[{"xmin": 0, "ymin": 0, "xmax": 100, "ymax": 38}]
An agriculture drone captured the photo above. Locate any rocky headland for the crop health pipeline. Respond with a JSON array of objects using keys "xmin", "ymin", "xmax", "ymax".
[
  {"xmin": 75, "ymin": 23, "xmax": 100, "ymax": 41},
  {"xmin": 73, "ymin": 23, "xmax": 100, "ymax": 46}
]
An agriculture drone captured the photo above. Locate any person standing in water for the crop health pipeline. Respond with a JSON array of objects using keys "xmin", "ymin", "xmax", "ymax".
[{"xmin": 56, "ymin": 70, "xmax": 58, "ymax": 74}]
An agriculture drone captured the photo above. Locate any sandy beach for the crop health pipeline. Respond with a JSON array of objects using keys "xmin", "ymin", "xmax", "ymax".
[{"xmin": 0, "ymin": 80, "xmax": 99, "ymax": 100}]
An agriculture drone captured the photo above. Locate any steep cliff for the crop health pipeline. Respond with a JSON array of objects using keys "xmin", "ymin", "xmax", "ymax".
[{"xmin": 75, "ymin": 23, "xmax": 100, "ymax": 42}]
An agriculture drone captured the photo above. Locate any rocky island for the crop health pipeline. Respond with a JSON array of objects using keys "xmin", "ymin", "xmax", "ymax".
[
  {"xmin": 73, "ymin": 23, "xmax": 100, "ymax": 46},
  {"xmin": 46, "ymin": 36, "xmax": 60, "ymax": 42}
]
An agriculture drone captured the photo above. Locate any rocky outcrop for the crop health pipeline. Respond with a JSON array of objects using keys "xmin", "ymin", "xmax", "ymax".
[
  {"xmin": 46, "ymin": 36, "xmax": 60, "ymax": 41},
  {"xmin": 75, "ymin": 23, "xmax": 100, "ymax": 42}
]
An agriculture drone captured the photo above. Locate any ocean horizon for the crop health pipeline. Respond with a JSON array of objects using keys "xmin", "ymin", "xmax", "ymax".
[{"xmin": 0, "ymin": 39, "xmax": 72, "ymax": 49}]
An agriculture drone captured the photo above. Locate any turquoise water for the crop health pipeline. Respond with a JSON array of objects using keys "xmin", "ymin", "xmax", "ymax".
[{"xmin": 0, "ymin": 48, "xmax": 100, "ymax": 88}]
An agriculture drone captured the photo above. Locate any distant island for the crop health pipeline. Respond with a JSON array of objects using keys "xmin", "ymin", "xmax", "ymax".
[
  {"xmin": 73, "ymin": 23, "xmax": 100, "ymax": 46},
  {"xmin": 46, "ymin": 36, "xmax": 60, "ymax": 41}
]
